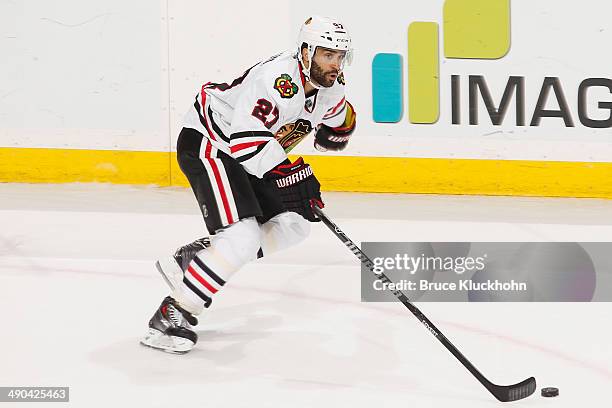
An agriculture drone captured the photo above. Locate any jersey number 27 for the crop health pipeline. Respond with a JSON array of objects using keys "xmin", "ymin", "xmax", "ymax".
[{"xmin": 251, "ymin": 98, "xmax": 279, "ymax": 129}]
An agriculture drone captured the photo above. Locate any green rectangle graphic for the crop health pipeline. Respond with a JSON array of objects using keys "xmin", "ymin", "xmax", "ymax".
[{"xmin": 408, "ymin": 22, "xmax": 440, "ymax": 124}]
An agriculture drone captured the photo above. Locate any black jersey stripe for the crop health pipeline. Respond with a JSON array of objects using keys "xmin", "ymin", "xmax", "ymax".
[
  {"xmin": 234, "ymin": 143, "xmax": 267, "ymax": 163},
  {"xmin": 208, "ymin": 106, "xmax": 230, "ymax": 143},
  {"xmin": 204, "ymin": 65, "xmax": 256, "ymax": 92},
  {"xmin": 230, "ymin": 130, "xmax": 274, "ymax": 140},
  {"xmin": 194, "ymin": 99, "xmax": 215, "ymax": 138},
  {"xmin": 193, "ymin": 256, "xmax": 226, "ymax": 286}
]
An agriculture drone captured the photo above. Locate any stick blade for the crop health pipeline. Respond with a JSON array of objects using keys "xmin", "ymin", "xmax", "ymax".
[{"xmin": 490, "ymin": 377, "xmax": 536, "ymax": 402}]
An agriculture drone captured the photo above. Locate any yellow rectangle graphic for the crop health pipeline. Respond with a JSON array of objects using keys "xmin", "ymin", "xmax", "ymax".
[
  {"xmin": 408, "ymin": 22, "xmax": 440, "ymax": 124},
  {"xmin": 443, "ymin": 0, "xmax": 511, "ymax": 59}
]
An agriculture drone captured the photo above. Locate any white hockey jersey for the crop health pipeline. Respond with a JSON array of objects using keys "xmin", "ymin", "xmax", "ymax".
[{"xmin": 183, "ymin": 51, "xmax": 349, "ymax": 178}]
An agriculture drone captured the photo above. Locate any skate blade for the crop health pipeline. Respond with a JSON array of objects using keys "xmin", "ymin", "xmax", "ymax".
[
  {"xmin": 155, "ymin": 257, "xmax": 183, "ymax": 291},
  {"xmin": 140, "ymin": 328, "xmax": 194, "ymax": 354}
]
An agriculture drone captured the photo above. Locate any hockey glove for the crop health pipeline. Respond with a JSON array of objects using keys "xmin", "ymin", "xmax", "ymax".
[
  {"xmin": 314, "ymin": 101, "xmax": 356, "ymax": 152},
  {"xmin": 266, "ymin": 157, "xmax": 323, "ymax": 222}
]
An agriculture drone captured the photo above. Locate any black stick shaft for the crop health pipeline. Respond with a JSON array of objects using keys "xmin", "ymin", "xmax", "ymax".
[{"xmin": 313, "ymin": 206, "xmax": 524, "ymax": 400}]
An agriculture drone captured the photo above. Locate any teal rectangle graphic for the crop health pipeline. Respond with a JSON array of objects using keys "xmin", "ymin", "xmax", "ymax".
[{"xmin": 372, "ymin": 53, "xmax": 403, "ymax": 123}]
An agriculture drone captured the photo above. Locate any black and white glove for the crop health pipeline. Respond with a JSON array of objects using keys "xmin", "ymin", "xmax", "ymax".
[
  {"xmin": 314, "ymin": 101, "xmax": 357, "ymax": 152},
  {"xmin": 314, "ymin": 124, "xmax": 353, "ymax": 152},
  {"xmin": 266, "ymin": 157, "xmax": 323, "ymax": 222}
]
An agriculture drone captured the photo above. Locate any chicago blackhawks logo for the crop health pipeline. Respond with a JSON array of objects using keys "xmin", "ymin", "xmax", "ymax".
[
  {"xmin": 337, "ymin": 72, "xmax": 346, "ymax": 85},
  {"xmin": 274, "ymin": 74, "xmax": 299, "ymax": 98},
  {"xmin": 274, "ymin": 119, "xmax": 313, "ymax": 152}
]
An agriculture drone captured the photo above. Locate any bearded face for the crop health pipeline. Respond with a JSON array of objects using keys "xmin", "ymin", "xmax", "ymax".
[
  {"xmin": 307, "ymin": 47, "xmax": 346, "ymax": 88},
  {"xmin": 310, "ymin": 58, "xmax": 337, "ymax": 88}
]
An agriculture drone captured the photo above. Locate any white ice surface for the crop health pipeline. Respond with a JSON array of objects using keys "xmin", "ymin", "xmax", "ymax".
[{"xmin": 1, "ymin": 183, "xmax": 611, "ymax": 408}]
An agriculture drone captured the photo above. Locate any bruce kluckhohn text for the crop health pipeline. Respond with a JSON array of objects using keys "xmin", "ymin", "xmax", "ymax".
[{"xmin": 373, "ymin": 279, "xmax": 528, "ymax": 293}]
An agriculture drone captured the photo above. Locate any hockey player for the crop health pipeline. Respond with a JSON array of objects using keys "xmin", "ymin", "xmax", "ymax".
[{"xmin": 141, "ymin": 16, "xmax": 357, "ymax": 353}]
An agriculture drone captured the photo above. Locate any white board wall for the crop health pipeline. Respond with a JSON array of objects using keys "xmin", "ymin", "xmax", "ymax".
[{"xmin": 2, "ymin": 0, "xmax": 611, "ymax": 162}]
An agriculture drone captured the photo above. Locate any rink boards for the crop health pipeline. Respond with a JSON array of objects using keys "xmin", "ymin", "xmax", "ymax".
[
  {"xmin": 1, "ymin": 148, "xmax": 611, "ymax": 198},
  {"xmin": 2, "ymin": 0, "xmax": 612, "ymax": 197}
]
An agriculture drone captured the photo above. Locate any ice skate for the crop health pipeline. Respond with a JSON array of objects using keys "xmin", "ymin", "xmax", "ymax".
[
  {"xmin": 140, "ymin": 296, "xmax": 198, "ymax": 354},
  {"xmin": 155, "ymin": 237, "xmax": 210, "ymax": 290}
]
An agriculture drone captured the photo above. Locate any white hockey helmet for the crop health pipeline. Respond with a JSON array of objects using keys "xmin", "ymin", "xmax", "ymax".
[{"xmin": 297, "ymin": 16, "xmax": 353, "ymax": 86}]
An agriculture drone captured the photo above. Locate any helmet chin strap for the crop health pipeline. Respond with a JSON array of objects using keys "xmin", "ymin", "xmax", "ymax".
[
  {"xmin": 299, "ymin": 46, "xmax": 322, "ymax": 90},
  {"xmin": 306, "ymin": 73, "xmax": 323, "ymax": 89}
]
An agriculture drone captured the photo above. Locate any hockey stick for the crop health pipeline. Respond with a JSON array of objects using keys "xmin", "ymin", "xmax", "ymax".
[{"xmin": 312, "ymin": 205, "xmax": 536, "ymax": 402}]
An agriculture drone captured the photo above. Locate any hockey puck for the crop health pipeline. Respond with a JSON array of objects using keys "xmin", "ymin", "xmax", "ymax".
[{"xmin": 541, "ymin": 387, "xmax": 559, "ymax": 397}]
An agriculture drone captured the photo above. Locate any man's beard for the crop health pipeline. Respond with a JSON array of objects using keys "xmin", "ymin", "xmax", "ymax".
[{"xmin": 310, "ymin": 61, "xmax": 337, "ymax": 88}]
